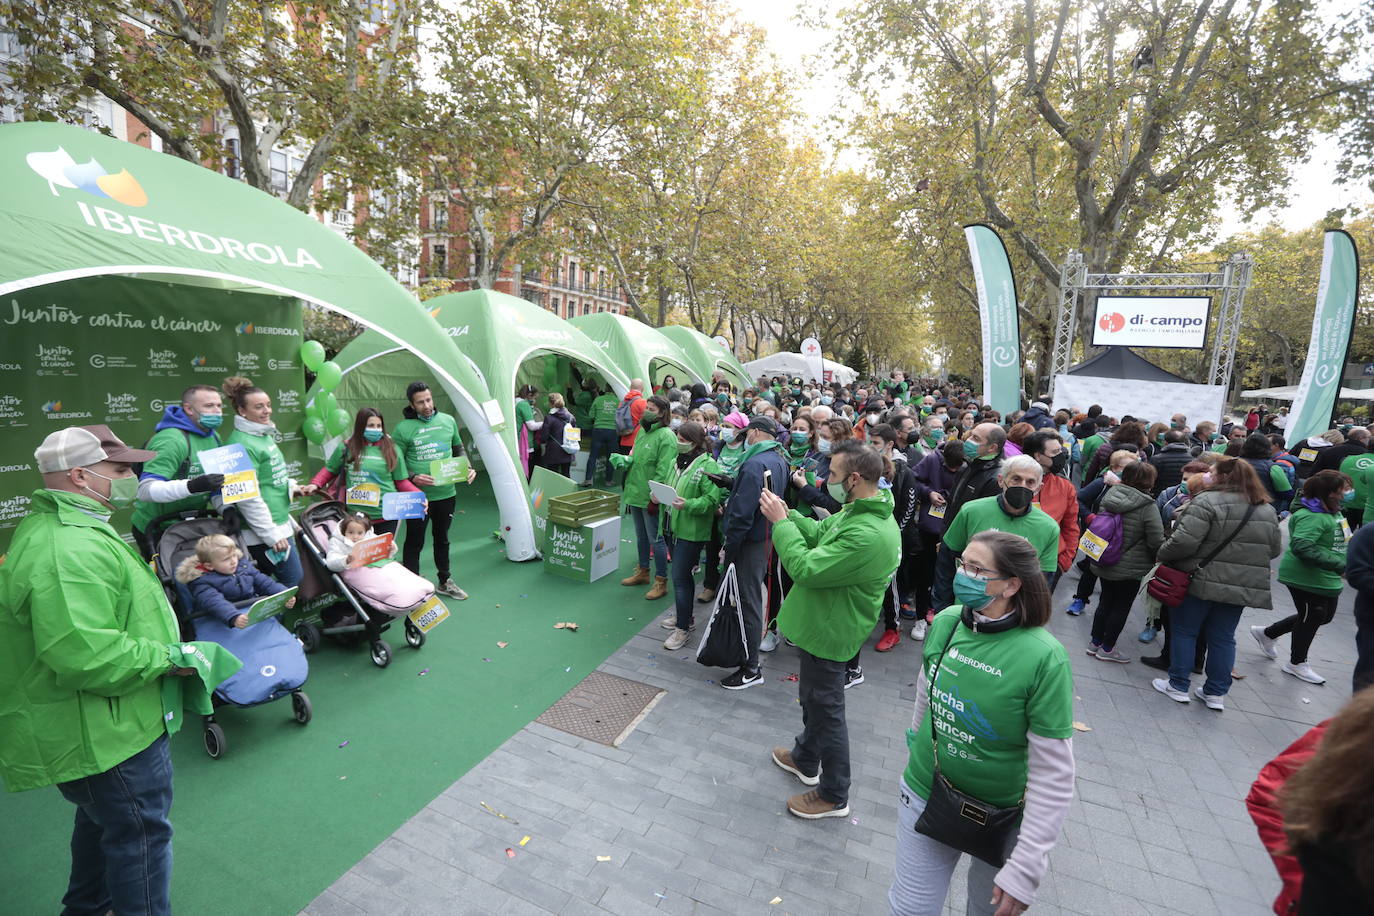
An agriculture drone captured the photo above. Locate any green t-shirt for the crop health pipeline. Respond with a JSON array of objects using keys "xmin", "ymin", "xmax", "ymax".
[
  {"xmin": 514, "ymin": 399, "xmax": 535, "ymax": 428},
  {"xmin": 227, "ymin": 428, "xmax": 292, "ymax": 524},
  {"xmin": 392, "ymin": 412, "xmax": 463, "ymax": 501},
  {"xmin": 131, "ymin": 426, "xmax": 223, "ymax": 531},
  {"xmin": 325, "ymin": 443, "xmax": 410, "ymax": 519},
  {"xmin": 904, "ymin": 608, "xmax": 1074, "ymax": 807},
  {"xmin": 1080, "ymin": 434, "xmax": 1105, "ymax": 467},
  {"xmin": 941, "ymin": 496, "xmax": 1060, "ymax": 572},
  {"xmin": 590, "ymin": 393, "xmax": 619, "ymax": 430},
  {"xmin": 571, "ymin": 391, "xmax": 595, "ymax": 429}
]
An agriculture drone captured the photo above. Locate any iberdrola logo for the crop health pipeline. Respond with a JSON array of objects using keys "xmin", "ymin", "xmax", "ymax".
[
  {"xmin": 236, "ymin": 322, "xmax": 255, "ymax": 334},
  {"xmin": 529, "ymin": 487, "xmax": 544, "ymax": 511},
  {"xmin": 26, "ymin": 147, "xmax": 148, "ymax": 207},
  {"xmin": 190, "ymin": 355, "xmax": 207, "ymax": 367},
  {"xmin": 41, "ymin": 400, "xmax": 61, "ymax": 412}
]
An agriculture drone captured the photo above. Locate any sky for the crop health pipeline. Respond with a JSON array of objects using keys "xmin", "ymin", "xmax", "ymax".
[{"xmin": 726, "ymin": 0, "xmax": 1372, "ymax": 239}]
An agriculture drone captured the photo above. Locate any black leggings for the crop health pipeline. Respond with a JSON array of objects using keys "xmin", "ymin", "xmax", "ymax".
[
  {"xmin": 1266, "ymin": 586, "xmax": 1339, "ymax": 664},
  {"xmin": 1073, "ymin": 556, "xmax": 1098, "ymax": 601},
  {"xmin": 402, "ymin": 496, "xmax": 455, "ymax": 580},
  {"xmin": 1089, "ymin": 577, "xmax": 1142, "ymax": 651},
  {"xmin": 908, "ymin": 530, "xmax": 942, "ymax": 613}
]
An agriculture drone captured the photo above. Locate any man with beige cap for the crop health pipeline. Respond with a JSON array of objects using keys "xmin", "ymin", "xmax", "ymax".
[{"xmin": 0, "ymin": 425, "xmax": 188, "ymax": 915}]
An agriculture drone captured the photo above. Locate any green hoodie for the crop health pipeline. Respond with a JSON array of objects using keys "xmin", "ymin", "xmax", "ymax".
[
  {"xmin": 660, "ymin": 452, "xmax": 725, "ymax": 542},
  {"xmin": 0, "ymin": 489, "xmax": 181, "ymax": 791},
  {"xmin": 622, "ymin": 425, "xmax": 677, "ymax": 510},
  {"xmin": 1278, "ymin": 506, "xmax": 1347, "ymax": 596},
  {"xmin": 774, "ymin": 494, "xmax": 901, "ymax": 661}
]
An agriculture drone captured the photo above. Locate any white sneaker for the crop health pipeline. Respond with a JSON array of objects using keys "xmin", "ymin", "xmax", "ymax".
[
  {"xmin": 911, "ymin": 619, "xmax": 927, "ymax": 641},
  {"xmin": 1250, "ymin": 625, "xmax": 1279, "ymax": 659},
  {"xmin": 1152, "ymin": 678, "xmax": 1191, "ymax": 703},
  {"xmin": 759, "ymin": 630, "xmax": 780, "ymax": 653},
  {"xmin": 438, "ymin": 579, "xmax": 468, "ymax": 600},
  {"xmin": 1192, "ymin": 686, "xmax": 1225, "ymax": 710},
  {"xmin": 663, "ymin": 628, "xmax": 690, "ymax": 651},
  {"xmin": 1281, "ymin": 661, "xmax": 1326, "ymax": 684},
  {"xmin": 660, "ymin": 612, "xmax": 679, "ymax": 630}
]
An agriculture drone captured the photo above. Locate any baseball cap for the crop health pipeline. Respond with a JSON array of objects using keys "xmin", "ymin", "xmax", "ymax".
[
  {"xmin": 34, "ymin": 425, "xmax": 156, "ymax": 473},
  {"xmin": 746, "ymin": 415, "xmax": 779, "ymax": 435}
]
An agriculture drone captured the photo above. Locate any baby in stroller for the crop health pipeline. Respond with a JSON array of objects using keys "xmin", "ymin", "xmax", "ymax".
[
  {"xmin": 321, "ymin": 512, "xmax": 434, "ymax": 614},
  {"xmin": 325, "ymin": 512, "xmax": 398, "ymax": 572},
  {"xmin": 176, "ymin": 533, "xmax": 297, "ymax": 626}
]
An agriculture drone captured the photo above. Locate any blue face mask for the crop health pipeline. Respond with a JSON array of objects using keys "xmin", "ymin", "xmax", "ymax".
[
  {"xmin": 197, "ymin": 412, "xmax": 223, "ymax": 429},
  {"xmin": 820, "ymin": 396, "xmax": 834, "ymax": 406},
  {"xmin": 817, "ymin": 437, "xmax": 832, "ymax": 454},
  {"xmin": 790, "ymin": 431, "xmax": 810, "ymax": 446},
  {"xmin": 952, "ymin": 569, "xmax": 997, "ymax": 611},
  {"xmin": 720, "ymin": 427, "xmax": 738, "ymax": 444},
  {"xmin": 963, "ymin": 438, "xmax": 980, "ymax": 461},
  {"xmin": 364, "ymin": 428, "xmax": 383, "ymax": 443},
  {"xmin": 1343, "ymin": 489, "xmax": 1358, "ymax": 505},
  {"xmin": 418, "ymin": 410, "xmax": 435, "ymax": 422}
]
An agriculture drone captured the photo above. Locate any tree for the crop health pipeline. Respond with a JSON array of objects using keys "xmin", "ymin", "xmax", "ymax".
[{"xmin": 2, "ymin": 0, "xmax": 427, "ymax": 212}]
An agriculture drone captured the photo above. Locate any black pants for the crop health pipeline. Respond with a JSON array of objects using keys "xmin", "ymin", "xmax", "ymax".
[
  {"xmin": 909, "ymin": 530, "xmax": 941, "ymax": 613},
  {"xmin": 1265, "ymin": 586, "xmax": 1339, "ymax": 665},
  {"xmin": 877, "ymin": 576, "xmax": 901, "ymax": 631},
  {"xmin": 703, "ymin": 517, "xmax": 723, "ymax": 591},
  {"xmin": 402, "ymin": 495, "xmax": 456, "ymax": 582},
  {"xmin": 791, "ymin": 649, "xmax": 851, "ymax": 805},
  {"xmin": 766, "ymin": 547, "xmax": 793, "ymax": 630},
  {"xmin": 372, "ymin": 519, "xmax": 399, "ymax": 538},
  {"xmin": 1355, "ymin": 599, "xmax": 1374, "ymax": 692},
  {"xmin": 1073, "ymin": 556, "xmax": 1098, "ymax": 601},
  {"xmin": 1090, "ymin": 577, "xmax": 1142, "ymax": 650},
  {"xmin": 543, "ymin": 461, "xmax": 571, "ymax": 478},
  {"xmin": 1345, "ymin": 508, "xmax": 1364, "ymax": 531}
]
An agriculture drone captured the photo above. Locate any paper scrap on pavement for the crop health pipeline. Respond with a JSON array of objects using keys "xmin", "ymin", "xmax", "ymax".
[
  {"xmin": 1072, "ymin": 722, "xmax": 1092, "ymax": 732},
  {"xmin": 596, "ymin": 856, "xmax": 612, "ymax": 862},
  {"xmin": 770, "ymin": 897, "xmax": 783, "ymax": 905},
  {"xmin": 519, "ymin": 836, "xmax": 530, "ymax": 847},
  {"xmin": 505, "ymin": 848, "xmax": 515, "ymax": 859},
  {"xmin": 497, "ymin": 641, "xmax": 508, "ymax": 648}
]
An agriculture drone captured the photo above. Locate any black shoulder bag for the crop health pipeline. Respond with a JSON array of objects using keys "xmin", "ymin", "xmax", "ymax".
[{"xmin": 914, "ymin": 622, "xmax": 1023, "ymax": 867}]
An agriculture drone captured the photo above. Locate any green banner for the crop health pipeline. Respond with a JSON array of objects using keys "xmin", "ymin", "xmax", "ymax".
[
  {"xmin": 1286, "ymin": 230, "xmax": 1361, "ymax": 445},
  {"xmin": 0, "ymin": 275, "xmax": 305, "ymax": 554},
  {"xmin": 528, "ymin": 465, "xmax": 579, "ymax": 554},
  {"xmin": 964, "ymin": 224, "xmax": 1022, "ymax": 416}
]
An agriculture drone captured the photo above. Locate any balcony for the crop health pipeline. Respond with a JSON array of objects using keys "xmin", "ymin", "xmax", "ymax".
[{"xmin": 521, "ymin": 272, "xmax": 625, "ymax": 303}]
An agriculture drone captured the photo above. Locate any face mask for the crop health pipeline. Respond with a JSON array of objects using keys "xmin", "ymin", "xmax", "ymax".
[
  {"xmin": 962, "ymin": 421, "xmax": 974, "ymax": 430},
  {"xmin": 953, "ymin": 568, "xmax": 997, "ymax": 612},
  {"xmin": 418, "ymin": 410, "xmax": 435, "ymax": 422},
  {"xmin": 827, "ymin": 479, "xmax": 850, "ymax": 504},
  {"xmin": 817, "ymin": 437, "xmax": 832, "ymax": 454},
  {"xmin": 197, "ymin": 412, "xmax": 223, "ymax": 429},
  {"xmin": 641, "ymin": 414, "xmax": 658, "ymax": 430},
  {"xmin": 80, "ymin": 467, "xmax": 139, "ymax": 509},
  {"xmin": 364, "ymin": 428, "xmax": 383, "ymax": 443},
  {"xmin": 677, "ymin": 440, "xmax": 693, "ymax": 454},
  {"xmin": 1343, "ymin": 489, "xmax": 1358, "ymax": 505},
  {"xmin": 820, "ymin": 396, "xmax": 833, "ymax": 406},
  {"xmin": 720, "ymin": 427, "xmax": 738, "ymax": 443},
  {"xmin": 963, "ymin": 439, "xmax": 980, "ymax": 461},
  {"xmin": 866, "ymin": 413, "xmax": 880, "ymax": 425},
  {"xmin": 1002, "ymin": 485, "xmax": 1034, "ymax": 511},
  {"xmin": 1170, "ymin": 421, "xmax": 1182, "ymax": 429},
  {"xmin": 670, "ymin": 418, "xmax": 683, "ymax": 430},
  {"xmin": 716, "ymin": 394, "xmax": 730, "ymax": 404},
  {"xmin": 790, "ymin": 431, "xmax": 810, "ymax": 446},
  {"xmin": 928, "ymin": 429, "xmax": 945, "ymax": 443},
  {"xmin": 1050, "ymin": 452, "xmax": 1069, "ymax": 474}
]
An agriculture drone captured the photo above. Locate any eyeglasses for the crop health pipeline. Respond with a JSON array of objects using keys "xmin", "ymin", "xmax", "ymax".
[{"xmin": 955, "ymin": 558, "xmax": 1011, "ymax": 582}]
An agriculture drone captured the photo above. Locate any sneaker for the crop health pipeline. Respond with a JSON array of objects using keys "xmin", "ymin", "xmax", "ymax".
[
  {"xmin": 783, "ymin": 636, "xmax": 796, "ymax": 648},
  {"xmin": 663, "ymin": 628, "xmax": 691, "ymax": 651},
  {"xmin": 438, "ymin": 579, "xmax": 468, "ymax": 600},
  {"xmin": 1094, "ymin": 647, "xmax": 1131, "ymax": 663},
  {"xmin": 1152, "ymin": 678, "xmax": 1191, "ymax": 703},
  {"xmin": 1138, "ymin": 624, "xmax": 1158, "ymax": 643},
  {"xmin": 787, "ymin": 789, "xmax": 850, "ymax": 819},
  {"xmin": 660, "ymin": 612, "xmax": 679, "ymax": 630},
  {"xmin": 1141, "ymin": 654, "xmax": 1169, "ymax": 671},
  {"xmin": 1192, "ymin": 686, "xmax": 1225, "ymax": 710},
  {"xmin": 1281, "ymin": 661, "xmax": 1326, "ymax": 684},
  {"xmin": 771, "ymin": 747, "xmax": 819, "ymax": 786},
  {"xmin": 577, "ymin": 480, "xmax": 592, "ymax": 488},
  {"xmin": 844, "ymin": 667, "xmax": 864, "ymax": 689},
  {"xmin": 759, "ymin": 630, "xmax": 780, "ymax": 653},
  {"xmin": 898, "ymin": 602, "xmax": 918, "ymax": 620},
  {"xmin": 720, "ymin": 668, "xmax": 763, "ymax": 690},
  {"xmin": 1250, "ymin": 625, "xmax": 1279, "ymax": 660},
  {"xmin": 1085, "ymin": 641, "xmax": 1101, "ymax": 656},
  {"xmin": 696, "ymin": 588, "xmax": 716, "ymax": 604},
  {"xmin": 911, "ymin": 619, "xmax": 928, "ymax": 641},
  {"xmin": 875, "ymin": 629, "xmax": 901, "ymax": 652},
  {"xmin": 1066, "ymin": 598, "xmax": 1086, "ymax": 616}
]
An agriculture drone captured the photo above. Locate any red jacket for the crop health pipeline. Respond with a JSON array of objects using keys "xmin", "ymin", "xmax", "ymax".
[
  {"xmin": 1245, "ymin": 721, "xmax": 1329, "ymax": 916},
  {"xmin": 618, "ymin": 391, "xmax": 647, "ymax": 448},
  {"xmin": 1034, "ymin": 474, "xmax": 1080, "ymax": 572}
]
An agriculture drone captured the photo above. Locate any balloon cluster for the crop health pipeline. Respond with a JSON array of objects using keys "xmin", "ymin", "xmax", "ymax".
[{"xmin": 299, "ymin": 340, "xmax": 350, "ymax": 444}]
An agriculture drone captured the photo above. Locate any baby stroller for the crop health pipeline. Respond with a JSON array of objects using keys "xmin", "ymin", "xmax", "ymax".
[
  {"xmin": 152, "ymin": 512, "xmax": 312, "ymax": 759},
  {"xmin": 294, "ymin": 500, "xmax": 432, "ymax": 668}
]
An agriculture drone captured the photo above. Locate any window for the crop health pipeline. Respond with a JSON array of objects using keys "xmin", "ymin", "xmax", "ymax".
[
  {"xmin": 269, "ymin": 151, "xmax": 288, "ymax": 192},
  {"xmin": 568, "ymin": 262, "xmax": 578, "ymax": 289},
  {"xmin": 583, "ymin": 302, "xmax": 591, "ymax": 316},
  {"xmin": 432, "ymin": 243, "xmax": 447, "ymax": 277},
  {"xmin": 552, "ymin": 298, "xmax": 561, "ymax": 315},
  {"xmin": 431, "ymin": 200, "xmax": 447, "ymax": 231}
]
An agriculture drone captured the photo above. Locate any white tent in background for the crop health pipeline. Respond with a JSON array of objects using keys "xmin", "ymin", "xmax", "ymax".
[
  {"xmin": 1241, "ymin": 385, "xmax": 1374, "ymax": 401},
  {"xmin": 743, "ymin": 352, "xmax": 859, "ymax": 386}
]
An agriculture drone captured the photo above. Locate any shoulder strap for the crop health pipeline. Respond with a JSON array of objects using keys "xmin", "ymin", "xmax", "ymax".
[
  {"xmin": 1196, "ymin": 503, "xmax": 1256, "ymax": 570},
  {"xmin": 926, "ymin": 620, "xmax": 959, "ymax": 752}
]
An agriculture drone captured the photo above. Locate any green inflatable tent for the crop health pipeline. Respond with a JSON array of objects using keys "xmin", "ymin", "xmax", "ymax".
[
  {"xmin": 567, "ymin": 312, "xmax": 703, "ymax": 390},
  {"xmin": 657, "ymin": 325, "xmax": 752, "ymax": 390},
  {"xmin": 0, "ymin": 121, "xmax": 538, "ymax": 560}
]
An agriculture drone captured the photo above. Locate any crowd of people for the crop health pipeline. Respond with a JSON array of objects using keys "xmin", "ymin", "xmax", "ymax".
[{"xmin": 5, "ymin": 363, "xmax": 1374, "ymax": 916}]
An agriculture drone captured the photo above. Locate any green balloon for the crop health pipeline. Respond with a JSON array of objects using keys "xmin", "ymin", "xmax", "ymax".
[
  {"xmin": 302, "ymin": 416, "xmax": 327, "ymax": 444},
  {"xmin": 327, "ymin": 407, "xmax": 351, "ymax": 437},
  {"xmin": 300, "ymin": 340, "xmax": 327, "ymax": 372},
  {"xmin": 314, "ymin": 391, "xmax": 338, "ymax": 419},
  {"xmin": 315, "ymin": 360, "xmax": 343, "ymax": 392},
  {"xmin": 304, "ymin": 398, "xmax": 322, "ymax": 420}
]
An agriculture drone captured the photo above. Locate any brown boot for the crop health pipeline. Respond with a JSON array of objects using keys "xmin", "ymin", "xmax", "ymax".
[
  {"xmin": 644, "ymin": 576, "xmax": 668, "ymax": 600},
  {"xmin": 696, "ymin": 587, "xmax": 716, "ymax": 604},
  {"xmin": 621, "ymin": 566, "xmax": 650, "ymax": 586}
]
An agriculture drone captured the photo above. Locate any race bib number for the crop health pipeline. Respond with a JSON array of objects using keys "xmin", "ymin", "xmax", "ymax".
[
  {"xmin": 408, "ymin": 595, "xmax": 450, "ymax": 633},
  {"xmin": 346, "ymin": 483, "xmax": 381, "ymax": 508},
  {"xmin": 928, "ymin": 503, "xmax": 947, "ymax": 520},
  {"xmin": 1340, "ymin": 518, "xmax": 1353, "ymax": 543},
  {"xmin": 1299, "ymin": 448, "xmax": 1318, "ymax": 462},
  {"xmin": 1079, "ymin": 529, "xmax": 1108, "ymax": 561},
  {"xmin": 220, "ymin": 470, "xmax": 260, "ymax": 505}
]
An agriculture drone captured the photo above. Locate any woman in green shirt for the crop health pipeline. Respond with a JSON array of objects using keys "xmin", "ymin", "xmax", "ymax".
[
  {"xmin": 660, "ymin": 421, "xmax": 725, "ymax": 650},
  {"xmin": 609, "ymin": 395, "xmax": 676, "ymax": 598},
  {"xmin": 309, "ymin": 407, "xmax": 420, "ymax": 538}
]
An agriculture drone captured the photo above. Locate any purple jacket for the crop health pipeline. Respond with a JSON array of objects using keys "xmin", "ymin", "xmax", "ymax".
[{"xmin": 911, "ymin": 451, "xmax": 960, "ymax": 535}]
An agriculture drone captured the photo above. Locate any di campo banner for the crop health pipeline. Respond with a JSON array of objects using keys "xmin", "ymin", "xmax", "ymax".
[
  {"xmin": 964, "ymin": 224, "xmax": 1022, "ymax": 416},
  {"xmin": 0, "ymin": 275, "xmax": 305, "ymax": 554},
  {"xmin": 1286, "ymin": 230, "xmax": 1361, "ymax": 446}
]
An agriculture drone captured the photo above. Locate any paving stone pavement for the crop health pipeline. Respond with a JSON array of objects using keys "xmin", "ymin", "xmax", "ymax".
[{"xmin": 304, "ymin": 566, "xmax": 1359, "ymax": 916}]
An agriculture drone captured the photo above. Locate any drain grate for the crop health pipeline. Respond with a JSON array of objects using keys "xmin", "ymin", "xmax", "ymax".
[{"xmin": 536, "ymin": 671, "xmax": 665, "ymax": 747}]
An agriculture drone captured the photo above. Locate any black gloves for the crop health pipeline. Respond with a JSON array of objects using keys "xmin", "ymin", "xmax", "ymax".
[{"xmin": 187, "ymin": 473, "xmax": 225, "ymax": 494}]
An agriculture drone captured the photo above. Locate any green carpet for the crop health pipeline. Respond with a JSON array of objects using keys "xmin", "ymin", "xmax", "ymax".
[{"xmin": 2, "ymin": 479, "xmax": 651, "ymax": 914}]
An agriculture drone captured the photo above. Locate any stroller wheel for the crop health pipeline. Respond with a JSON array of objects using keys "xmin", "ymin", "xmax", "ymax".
[
  {"xmin": 295, "ymin": 621, "xmax": 321, "ymax": 654},
  {"xmin": 404, "ymin": 619, "xmax": 426, "ymax": 649},
  {"xmin": 370, "ymin": 640, "xmax": 392, "ymax": 668},
  {"xmin": 204, "ymin": 723, "xmax": 227, "ymax": 759},
  {"xmin": 291, "ymin": 691, "xmax": 313, "ymax": 725}
]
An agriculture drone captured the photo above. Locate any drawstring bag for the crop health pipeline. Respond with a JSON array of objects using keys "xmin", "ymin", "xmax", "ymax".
[{"xmin": 696, "ymin": 563, "xmax": 749, "ymax": 669}]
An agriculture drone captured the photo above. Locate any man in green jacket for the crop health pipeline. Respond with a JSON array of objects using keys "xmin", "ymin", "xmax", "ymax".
[
  {"xmin": 760, "ymin": 440, "xmax": 900, "ymax": 820},
  {"xmin": 0, "ymin": 425, "xmax": 191, "ymax": 915}
]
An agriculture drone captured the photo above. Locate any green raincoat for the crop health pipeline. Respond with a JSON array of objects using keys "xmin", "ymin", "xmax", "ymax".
[
  {"xmin": 660, "ymin": 452, "xmax": 725, "ymax": 542},
  {"xmin": 622, "ymin": 425, "xmax": 677, "ymax": 510}
]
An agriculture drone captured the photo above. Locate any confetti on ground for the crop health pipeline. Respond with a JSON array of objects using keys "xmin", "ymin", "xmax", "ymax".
[
  {"xmin": 596, "ymin": 855, "xmax": 612, "ymax": 862},
  {"xmin": 770, "ymin": 897, "xmax": 783, "ymax": 905},
  {"xmin": 1072, "ymin": 722, "xmax": 1092, "ymax": 732},
  {"xmin": 519, "ymin": 836, "xmax": 530, "ymax": 847},
  {"xmin": 418, "ymin": 668, "xmax": 429, "ymax": 676},
  {"xmin": 1302, "ymin": 697, "xmax": 1311, "ymax": 704},
  {"xmin": 850, "ymin": 817, "xmax": 860, "ymax": 825},
  {"xmin": 654, "ymin": 892, "xmax": 666, "ymax": 899},
  {"xmin": 482, "ymin": 657, "xmax": 492, "ymax": 662},
  {"xmin": 497, "ymin": 641, "xmax": 508, "ymax": 648},
  {"xmin": 565, "ymin": 666, "xmax": 572, "ymax": 672},
  {"xmin": 782, "ymin": 673, "xmax": 799, "ymax": 682},
  {"xmin": 479, "ymin": 801, "xmax": 518, "ymax": 823},
  {"xmin": 339, "ymin": 776, "xmax": 347, "ymax": 780},
  {"xmin": 338, "ymin": 740, "xmax": 349, "ymax": 748},
  {"xmin": 554, "ymin": 622, "xmax": 579, "ymax": 631},
  {"xmin": 495, "ymin": 604, "xmax": 502, "ymax": 608},
  {"xmin": 706, "ymin": 679, "xmax": 715, "ymax": 684},
  {"xmin": 505, "ymin": 848, "xmax": 515, "ymax": 859},
  {"xmin": 520, "ymin": 594, "xmax": 527, "ymax": 598},
  {"xmin": 1074, "ymin": 695, "xmax": 1082, "ymax": 700}
]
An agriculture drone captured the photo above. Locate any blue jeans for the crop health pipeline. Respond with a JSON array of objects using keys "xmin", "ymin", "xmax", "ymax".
[
  {"xmin": 629, "ymin": 506, "xmax": 668, "ymax": 577},
  {"xmin": 247, "ymin": 541, "xmax": 303, "ymax": 588},
  {"xmin": 1168, "ymin": 594, "xmax": 1243, "ymax": 696},
  {"xmin": 584, "ymin": 428, "xmax": 619, "ymax": 485},
  {"xmin": 56, "ymin": 734, "xmax": 174, "ymax": 916},
  {"xmin": 671, "ymin": 538, "xmax": 705, "ymax": 629}
]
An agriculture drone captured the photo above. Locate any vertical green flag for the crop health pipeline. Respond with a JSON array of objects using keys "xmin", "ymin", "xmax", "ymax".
[
  {"xmin": 964, "ymin": 224, "xmax": 1022, "ymax": 416},
  {"xmin": 1286, "ymin": 230, "xmax": 1361, "ymax": 446}
]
